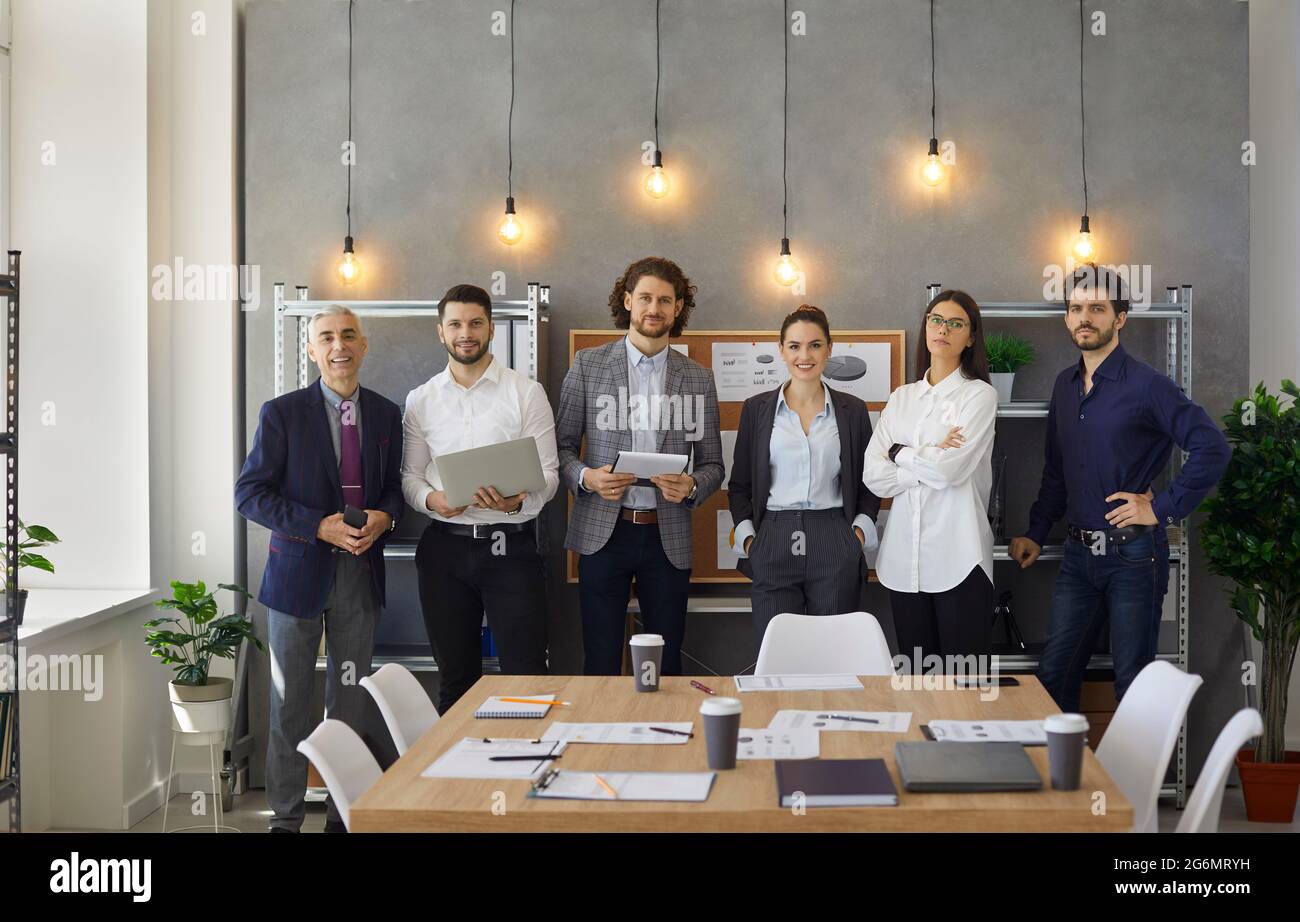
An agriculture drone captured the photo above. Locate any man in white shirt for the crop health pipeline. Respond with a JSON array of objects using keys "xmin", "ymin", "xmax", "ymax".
[{"xmin": 401, "ymin": 285, "xmax": 559, "ymax": 712}]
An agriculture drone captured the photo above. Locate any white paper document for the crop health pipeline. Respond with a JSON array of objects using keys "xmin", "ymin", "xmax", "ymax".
[
  {"xmin": 736, "ymin": 727, "xmax": 820, "ymax": 760},
  {"xmin": 733, "ymin": 674, "xmax": 865, "ymax": 692},
  {"xmin": 420, "ymin": 737, "xmax": 565, "ymax": 779},
  {"xmin": 531, "ymin": 770, "xmax": 715, "ymax": 802},
  {"xmin": 767, "ymin": 709, "xmax": 912, "ymax": 733},
  {"xmin": 925, "ymin": 719, "xmax": 1047, "ymax": 745},
  {"xmin": 541, "ymin": 722, "xmax": 694, "ymax": 745}
]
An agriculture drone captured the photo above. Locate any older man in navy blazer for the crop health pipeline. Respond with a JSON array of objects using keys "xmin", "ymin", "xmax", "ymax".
[{"xmin": 236, "ymin": 305, "xmax": 403, "ymax": 833}]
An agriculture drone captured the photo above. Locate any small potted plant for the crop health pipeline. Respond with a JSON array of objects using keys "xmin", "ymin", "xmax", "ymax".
[
  {"xmin": 0, "ymin": 520, "xmax": 60, "ymax": 626},
  {"xmin": 1201, "ymin": 380, "xmax": 1300, "ymax": 822},
  {"xmin": 985, "ymin": 332, "xmax": 1035, "ymax": 405},
  {"xmin": 144, "ymin": 580, "xmax": 263, "ymax": 733}
]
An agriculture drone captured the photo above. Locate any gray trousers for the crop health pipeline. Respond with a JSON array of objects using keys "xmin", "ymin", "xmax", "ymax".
[
  {"xmin": 748, "ymin": 508, "xmax": 865, "ymax": 644},
  {"xmin": 266, "ymin": 553, "xmax": 378, "ymax": 830}
]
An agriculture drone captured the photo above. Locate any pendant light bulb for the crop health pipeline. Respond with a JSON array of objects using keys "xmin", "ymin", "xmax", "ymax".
[
  {"xmin": 1071, "ymin": 215, "xmax": 1096, "ymax": 262},
  {"xmin": 920, "ymin": 137, "xmax": 945, "ymax": 187},
  {"xmin": 336, "ymin": 235, "xmax": 361, "ymax": 285},
  {"xmin": 497, "ymin": 196, "xmax": 524, "ymax": 246},
  {"xmin": 773, "ymin": 238, "xmax": 800, "ymax": 287},
  {"xmin": 644, "ymin": 150, "xmax": 670, "ymax": 199}
]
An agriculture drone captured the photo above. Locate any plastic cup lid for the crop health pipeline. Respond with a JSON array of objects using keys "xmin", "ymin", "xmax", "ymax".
[
  {"xmin": 629, "ymin": 634, "xmax": 664, "ymax": 646},
  {"xmin": 700, "ymin": 697, "xmax": 742, "ymax": 717},
  {"xmin": 1044, "ymin": 713, "xmax": 1089, "ymax": 734}
]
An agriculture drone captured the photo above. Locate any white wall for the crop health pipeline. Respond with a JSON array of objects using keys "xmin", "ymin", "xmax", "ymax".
[
  {"xmin": 1247, "ymin": 0, "xmax": 1300, "ymax": 744},
  {"xmin": 12, "ymin": 0, "xmax": 151, "ymax": 589}
]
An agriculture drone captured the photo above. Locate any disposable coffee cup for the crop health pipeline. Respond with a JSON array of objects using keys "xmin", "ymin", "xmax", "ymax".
[
  {"xmin": 1045, "ymin": 713, "xmax": 1089, "ymax": 790},
  {"xmin": 629, "ymin": 634, "xmax": 665, "ymax": 693},
  {"xmin": 700, "ymin": 697, "xmax": 743, "ymax": 770}
]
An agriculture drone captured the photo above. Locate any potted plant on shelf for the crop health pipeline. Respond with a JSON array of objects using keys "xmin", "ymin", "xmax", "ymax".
[
  {"xmin": 985, "ymin": 332, "xmax": 1035, "ymax": 405},
  {"xmin": 0, "ymin": 520, "xmax": 60, "ymax": 626},
  {"xmin": 144, "ymin": 580, "xmax": 263, "ymax": 733},
  {"xmin": 1201, "ymin": 380, "xmax": 1300, "ymax": 822}
]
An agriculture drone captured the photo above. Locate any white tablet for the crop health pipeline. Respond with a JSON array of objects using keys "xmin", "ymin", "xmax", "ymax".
[
  {"xmin": 435, "ymin": 437, "xmax": 547, "ymax": 507},
  {"xmin": 612, "ymin": 450, "xmax": 689, "ymax": 486}
]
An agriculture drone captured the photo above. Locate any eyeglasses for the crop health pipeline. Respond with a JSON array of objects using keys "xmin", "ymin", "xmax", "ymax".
[{"xmin": 926, "ymin": 313, "xmax": 968, "ymax": 333}]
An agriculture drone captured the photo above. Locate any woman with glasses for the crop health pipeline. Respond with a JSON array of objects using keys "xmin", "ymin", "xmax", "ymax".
[{"xmin": 863, "ymin": 290, "xmax": 998, "ymax": 670}]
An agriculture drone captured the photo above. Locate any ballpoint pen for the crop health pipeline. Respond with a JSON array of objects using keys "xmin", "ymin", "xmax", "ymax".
[
  {"xmin": 649, "ymin": 726, "xmax": 694, "ymax": 738},
  {"xmin": 488, "ymin": 754, "xmax": 562, "ymax": 762},
  {"xmin": 825, "ymin": 714, "xmax": 880, "ymax": 724},
  {"xmin": 690, "ymin": 680, "xmax": 715, "ymax": 695},
  {"xmin": 481, "ymin": 738, "xmax": 542, "ymax": 744}
]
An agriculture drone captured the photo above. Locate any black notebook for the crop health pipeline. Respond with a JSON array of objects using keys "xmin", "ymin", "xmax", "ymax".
[
  {"xmin": 894, "ymin": 741, "xmax": 1043, "ymax": 792},
  {"xmin": 774, "ymin": 758, "xmax": 899, "ymax": 807}
]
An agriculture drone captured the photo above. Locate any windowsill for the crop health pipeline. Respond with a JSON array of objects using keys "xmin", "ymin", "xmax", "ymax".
[{"xmin": 16, "ymin": 588, "xmax": 161, "ymax": 646}]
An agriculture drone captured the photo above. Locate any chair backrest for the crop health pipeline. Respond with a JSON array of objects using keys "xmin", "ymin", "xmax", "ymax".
[
  {"xmin": 1176, "ymin": 708, "xmax": 1263, "ymax": 834},
  {"xmin": 755, "ymin": 612, "xmax": 895, "ymax": 676},
  {"xmin": 1095, "ymin": 660, "xmax": 1202, "ymax": 833},
  {"xmin": 296, "ymin": 719, "xmax": 382, "ymax": 831},
  {"xmin": 360, "ymin": 662, "xmax": 440, "ymax": 755}
]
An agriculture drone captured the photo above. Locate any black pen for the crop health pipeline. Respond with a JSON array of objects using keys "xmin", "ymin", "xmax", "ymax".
[
  {"xmin": 488, "ymin": 754, "xmax": 562, "ymax": 762},
  {"xmin": 649, "ymin": 726, "xmax": 694, "ymax": 738},
  {"xmin": 826, "ymin": 714, "xmax": 879, "ymax": 724},
  {"xmin": 481, "ymin": 738, "xmax": 542, "ymax": 744}
]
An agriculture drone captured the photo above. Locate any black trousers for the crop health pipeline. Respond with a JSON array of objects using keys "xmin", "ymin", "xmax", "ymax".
[
  {"xmin": 748, "ymin": 508, "xmax": 865, "ymax": 645},
  {"xmin": 888, "ymin": 564, "xmax": 993, "ymax": 672},
  {"xmin": 415, "ymin": 521, "xmax": 548, "ymax": 713},
  {"xmin": 578, "ymin": 518, "xmax": 690, "ymax": 676}
]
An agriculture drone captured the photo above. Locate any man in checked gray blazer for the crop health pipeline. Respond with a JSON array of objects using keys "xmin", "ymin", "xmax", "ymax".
[{"xmin": 556, "ymin": 257, "xmax": 724, "ymax": 675}]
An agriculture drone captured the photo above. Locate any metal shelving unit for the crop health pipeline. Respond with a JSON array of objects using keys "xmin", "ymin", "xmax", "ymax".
[
  {"xmin": 272, "ymin": 280, "xmax": 551, "ymax": 678},
  {"xmin": 0, "ymin": 251, "xmax": 22, "ymax": 833},
  {"xmin": 928, "ymin": 282, "xmax": 1193, "ymax": 807}
]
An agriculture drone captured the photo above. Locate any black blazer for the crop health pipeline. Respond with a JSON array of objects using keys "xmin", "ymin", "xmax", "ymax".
[{"xmin": 727, "ymin": 384, "xmax": 881, "ymax": 579}]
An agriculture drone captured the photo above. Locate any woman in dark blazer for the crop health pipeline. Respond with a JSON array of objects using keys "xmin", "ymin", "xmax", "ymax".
[{"xmin": 727, "ymin": 305, "xmax": 882, "ymax": 643}]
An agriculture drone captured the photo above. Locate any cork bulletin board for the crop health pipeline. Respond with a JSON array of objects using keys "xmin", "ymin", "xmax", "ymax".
[{"xmin": 565, "ymin": 329, "xmax": 907, "ymax": 583}]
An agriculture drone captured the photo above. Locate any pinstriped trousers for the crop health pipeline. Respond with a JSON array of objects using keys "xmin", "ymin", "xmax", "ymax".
[{"xmin": 748, "ymin": 508, "xmax": 865, "ymax": 644}]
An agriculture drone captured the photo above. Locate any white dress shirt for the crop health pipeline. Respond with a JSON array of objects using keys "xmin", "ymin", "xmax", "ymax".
[
  {"xmin": 622, "ymin": 336, "xmax": 668, "ymax": 510},
  {"xmin": 401, "ymin": 356, "xmax": 559, "ymax": 524},
  {"xmin": 863, "ymin": 366, "xmax": 997, "ymax": 593},
  {"xmin": 733, "ymin": 382, "xmax": 875, "ymax": 559}
]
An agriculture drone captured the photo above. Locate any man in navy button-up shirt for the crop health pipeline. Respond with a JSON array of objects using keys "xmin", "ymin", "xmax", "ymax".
[{"xmin": 1009, "ymin": 267, "xmax": 1230, "ymax": 713}]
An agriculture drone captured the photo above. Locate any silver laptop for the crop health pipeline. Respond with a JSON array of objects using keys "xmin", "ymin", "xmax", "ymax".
[{"xmin": 436, "ymin": 437, "xmax": 547, "ymax": 507}]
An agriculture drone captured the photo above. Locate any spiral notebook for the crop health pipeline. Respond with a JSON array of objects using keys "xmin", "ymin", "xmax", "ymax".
[{"xmin": 474, "ymin": 693, "xmax": 557, "ymax": 719}]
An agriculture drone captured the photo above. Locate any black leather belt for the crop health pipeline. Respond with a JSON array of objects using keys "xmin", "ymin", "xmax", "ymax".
[
  {"xmin": 1067, "ymin": 523, "xmax": 1155, "ymax": 545},
  {"xmin": 431, "ymin": 519, "xmax": 534, "ymax": 539}
]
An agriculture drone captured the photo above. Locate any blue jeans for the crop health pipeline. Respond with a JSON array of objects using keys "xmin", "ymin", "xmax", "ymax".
[{"xmin": 1037, "ymin": 530, "xmax": 1170, "ymax": 713}]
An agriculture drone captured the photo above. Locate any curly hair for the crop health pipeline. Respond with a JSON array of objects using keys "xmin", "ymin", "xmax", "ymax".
[{"xmin": 607, "ymin": 256, "xmax": 697, "ymax": 337}]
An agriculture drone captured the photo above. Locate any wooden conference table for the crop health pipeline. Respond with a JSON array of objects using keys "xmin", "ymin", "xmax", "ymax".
[{"xmin": 349, "ymin": 674, "xmax": 1132, "ymax": 832}]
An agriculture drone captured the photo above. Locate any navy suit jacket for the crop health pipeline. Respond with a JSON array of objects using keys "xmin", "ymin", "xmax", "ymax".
[{"xmin": 236, "ymin": 382, "xmax": 404, "ymax": 618}]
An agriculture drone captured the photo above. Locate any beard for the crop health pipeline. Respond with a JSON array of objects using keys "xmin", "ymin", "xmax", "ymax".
[
  {"xmin": 631, "ymin": 315, "xmax": 672, "ymax": 339},
  {"xmin": 1072, "ymin": 322, "xmax": 1116, "ymax": 351},
  {"xmin": 444, "ymin": 338, "xmax": 490, "ymax": 366}
]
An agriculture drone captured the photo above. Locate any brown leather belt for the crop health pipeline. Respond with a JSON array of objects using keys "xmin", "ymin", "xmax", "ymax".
[{"xmin": 621, "ymin": 508, "xmax": 658, "ymax": 525}]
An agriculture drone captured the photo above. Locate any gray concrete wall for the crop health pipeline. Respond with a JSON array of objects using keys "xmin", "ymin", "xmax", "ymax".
[{"xmin": 242, "ymin": 0, "xmax": 1249, "ymax": 783}]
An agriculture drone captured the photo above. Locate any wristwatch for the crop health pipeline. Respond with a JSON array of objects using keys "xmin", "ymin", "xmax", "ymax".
[
  {"xmin": 506, "ymin": 500, "xmax": 523, "ymax": 516},
  {"xmin": 686, "ymin": 478, "xmax": 698, "ymax": 502},
  {"xmin": 888, "ymin": 443, "xmax": 905, "ymax": 463}
]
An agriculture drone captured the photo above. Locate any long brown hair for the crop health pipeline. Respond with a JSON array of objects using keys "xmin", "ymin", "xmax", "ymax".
[
  {"xmin": 914, "ymin": 289, "xmax": 990, "ymax": 384},
  {"xmin": 607, "ymin": 256, "xmax": 697, "ymax": 337}
]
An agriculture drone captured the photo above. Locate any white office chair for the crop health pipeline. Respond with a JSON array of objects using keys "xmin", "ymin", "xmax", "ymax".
[
  {"xmin": 360, "ymin": 662, "xmax": 440, "ymax": 755},
  {"xmin": 1176, "ymin": 708, "xmax": 1263, "ymax": 833},
  {"xmin": 296, "ymin": 719, "xmax": 382, "ymax": 832},
  {"xmin": 1095, "ymin": 660, "xmax": 1202, "ymax": 833},
  {"xmin": 755, "ymin": 611, "xmax": 895, "ymax": 676}
]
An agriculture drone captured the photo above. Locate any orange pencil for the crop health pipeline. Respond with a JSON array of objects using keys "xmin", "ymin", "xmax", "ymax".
[
  {"xmin": 593, "ymin": 774, "xmax": 618, "ymax": 799},
  {"xmin": 497, "ymin": 697, "xmax": 572, "ymax": 708}
]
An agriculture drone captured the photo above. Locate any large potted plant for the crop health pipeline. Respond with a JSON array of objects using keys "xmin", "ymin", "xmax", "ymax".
[
  {"xmin": 144, "ymin": 580, "xmax": 263, "ymax": 733},
  {"xmin": 985, "ymin": 332, "xmax": 1034, "ymax": 405},
  {"xmin": 1201, "ymin": 380, "xmax": 1300, "ymax": 822},
  {"xmin": 0, "ymin": 520, "xmax": 60, "ymax": 626}
]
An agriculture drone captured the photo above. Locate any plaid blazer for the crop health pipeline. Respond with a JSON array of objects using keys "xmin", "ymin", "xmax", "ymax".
[{"xmin": 556, "ymin": 337, "xmax": 724, "ymax": 569}]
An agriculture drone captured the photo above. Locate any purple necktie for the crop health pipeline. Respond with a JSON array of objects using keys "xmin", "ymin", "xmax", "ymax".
[{"xmin": 339, "ymin": 399, "xmax": 364, "ymax": 509}]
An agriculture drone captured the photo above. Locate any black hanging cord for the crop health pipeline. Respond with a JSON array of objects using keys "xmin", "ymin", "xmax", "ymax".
[
  {"xmin": 1078, "ymin": 0, "xmax": 1088, "ymax": 217},
  {"xmin": 929, "ymin": 0, "xmax": 936, "ymax": 139},
  {"xmin": 654, "ymin": 0, "xmax": 661, "ymax": 152},
  {"xmin": 346, "ymin": 0, "xmax": 354, "ymax": 239},
  {"xmin": 507, "ymin": 0, "xmax": 516, "ymax": 200},
  {"xmin": 782, "ymin": 0, "xmax": 789, "ymax": 240}
]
